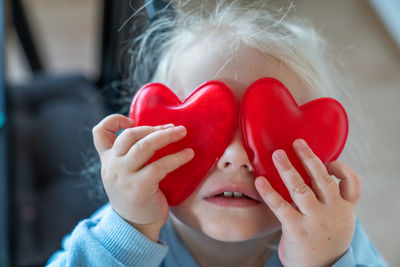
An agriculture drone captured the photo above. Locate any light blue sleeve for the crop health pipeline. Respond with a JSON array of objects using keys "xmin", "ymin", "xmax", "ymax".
[
  {"xmin": 332, "ymin": 219, "xmax": 388, "ymax": 267},
  {"xmin": 46, "ymin": 204, "xmax": 169, "ymax": 267}
]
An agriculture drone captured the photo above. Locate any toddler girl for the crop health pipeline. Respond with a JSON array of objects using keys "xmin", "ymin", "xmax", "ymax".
[{"xmin": 47, "ymin": 1, "xmax": 387, "ymax": 266}]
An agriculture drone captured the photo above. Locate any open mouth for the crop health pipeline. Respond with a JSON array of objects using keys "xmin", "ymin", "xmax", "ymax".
[
  {"xmin": 205, "ymin": 190, "xmax": 262, "ymax": 207},
  {"xmin": 214, "ymin": 192, "xmax": 254, "ymax": 199}
]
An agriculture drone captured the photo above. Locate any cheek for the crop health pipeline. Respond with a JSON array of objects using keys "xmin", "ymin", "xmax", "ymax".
[{"xmin": 170, "ymin": 190, "xmax": 203, "ymax": 230}]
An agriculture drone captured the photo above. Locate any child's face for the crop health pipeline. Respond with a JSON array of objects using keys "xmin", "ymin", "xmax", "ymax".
[{"xmin": 166, "ymin": 36, "xmax": 312, "ymax": 242}]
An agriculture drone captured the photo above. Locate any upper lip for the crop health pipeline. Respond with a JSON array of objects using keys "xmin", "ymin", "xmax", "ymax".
[{"xmin": 204, "ymin": 184, "xmax": 262, "ymax": 202}]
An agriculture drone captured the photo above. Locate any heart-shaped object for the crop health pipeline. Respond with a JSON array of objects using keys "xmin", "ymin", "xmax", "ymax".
[
  {"xmin": 129, "ymin": 81, "xmax": 238, "ymax": 206},
  {"xmin": 241, "ymin": 77, "xmax": 348, "ymax": 202}
]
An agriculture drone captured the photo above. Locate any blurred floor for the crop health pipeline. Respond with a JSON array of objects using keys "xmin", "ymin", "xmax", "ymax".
[{"xmin": 4, "ymin": 0, "xmax": 400, "ymax": 265}]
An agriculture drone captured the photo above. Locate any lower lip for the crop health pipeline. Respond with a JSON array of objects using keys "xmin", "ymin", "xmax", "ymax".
[{"xmin": 205, "ymin": 196, "xmax": 262, "ymax": 207}]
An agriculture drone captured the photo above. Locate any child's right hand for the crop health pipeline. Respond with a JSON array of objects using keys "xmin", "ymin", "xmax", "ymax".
[{"xmin": 92, "ymin": 114, "xmax": 194, "ymax": 242}]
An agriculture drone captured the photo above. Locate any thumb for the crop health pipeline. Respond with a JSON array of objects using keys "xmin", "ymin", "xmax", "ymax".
[{"xmin": 92, "ymin": 114, "xmax": 135, "ymax": 154}]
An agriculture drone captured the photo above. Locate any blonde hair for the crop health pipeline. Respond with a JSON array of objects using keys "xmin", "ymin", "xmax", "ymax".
[{"xmin": 124, "ymin": 0, "xmax": 373, "ymax": 171}]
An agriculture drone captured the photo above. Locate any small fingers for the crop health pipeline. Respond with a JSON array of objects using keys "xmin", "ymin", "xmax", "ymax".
[
  {"xmin": 138, "ymin": 148, "xmax": 195, "ymax": 184},
  {"xmin": 325, "ymin": 161, "xmax": 362, "ymax": 204},
  {"xmin": 127, "ymin": 125, "xmax": 188, "ymax": 170},
  {"xmin": 293, "ymin": 139, "xmax": 340, "ymax": 203},
  {"xmin": 113, "ymin": 124, "xmax": 175, "ymax": 156},
  {"xmin": 272, "ymin": 149, "xmax": 319, "ymax": 214},
  {"xmin": 255, "ymin": 176, "xmax": 301, "ymax": 225},
  {"xmin": 92, "ymin": 114, "xmax": 135, "ymax": 154}
]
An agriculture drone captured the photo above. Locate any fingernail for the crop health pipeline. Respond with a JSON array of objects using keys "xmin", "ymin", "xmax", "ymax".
[
  {"xmin": 160, "ymin": 123, "xmax": 174, "ymax": 129},
  {"xmin": 273, "ymin": 150, "xmax": 285, "ymax": 162},
  {"xmin": 175, "ymin": 125, "xmax": 186, "ymax": 132},
  {"xmin": 175, "ymin": 126, "xmax": 187, "ymax": 138},
  {"xmin": 183, "ymin": 148, "xmax": 194, "ymax": 157},
  {"xmin": 294, "ymin": 139, "xmax": 306, "ymax": 149},
  {"xmin": 256, "ymin": 177, "xmax": 266, "ymax": 189}
]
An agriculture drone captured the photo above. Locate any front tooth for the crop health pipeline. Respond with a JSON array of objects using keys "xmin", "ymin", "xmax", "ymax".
[
  {"xmin": 223, "ymin": 192, "xmax": 233, "ymax": 197},
  {"xmin": 233, "ymin": 192, "xmax": 244, "ymax": 198}
]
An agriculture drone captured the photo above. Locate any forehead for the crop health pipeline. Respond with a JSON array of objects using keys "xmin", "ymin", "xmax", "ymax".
[{"xmin": 167, "ymin": 37, "xmax": 311, "ymax": 104}]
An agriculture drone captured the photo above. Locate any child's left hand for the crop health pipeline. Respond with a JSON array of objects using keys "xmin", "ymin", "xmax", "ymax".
[{"xmin": 255, "ymin": 139, "xmax": 361, "ymax": 267}]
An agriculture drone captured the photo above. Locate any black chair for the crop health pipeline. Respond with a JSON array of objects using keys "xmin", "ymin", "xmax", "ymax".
[{"xmin": 2, "ymin": 0, "xmax": 172, "ymax": 266}]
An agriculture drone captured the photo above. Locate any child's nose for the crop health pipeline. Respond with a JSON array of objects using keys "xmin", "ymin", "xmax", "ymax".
[{"xmin": 216, "ymin": 130, "xmax": 254, "ymax": 172}]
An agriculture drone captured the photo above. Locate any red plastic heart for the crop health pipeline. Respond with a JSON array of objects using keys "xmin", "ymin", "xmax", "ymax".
[
  {"xmin": 241, "ymin": 77, "xmax": 348, "ymax": 202},
  {"xmin": 129, "ymin": 81, "xmax": 238, "ymax": 206}
]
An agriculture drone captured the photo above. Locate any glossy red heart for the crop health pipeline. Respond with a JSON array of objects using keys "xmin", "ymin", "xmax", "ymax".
[
  {"xmin": 129, "ymin": 81, "xmax": 238, "ymax": 206},
  {"xmin": 241, "ymin": 77, "xmax": 348, "ymax": 202}
]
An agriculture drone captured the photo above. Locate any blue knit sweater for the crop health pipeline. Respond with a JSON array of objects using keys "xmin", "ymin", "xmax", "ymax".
[{"xmin": 47, "ymin": 204, "xmax": 387, "ymax": 266}]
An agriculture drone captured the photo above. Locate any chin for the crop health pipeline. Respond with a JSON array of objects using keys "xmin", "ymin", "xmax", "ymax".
[
  {"xmin": 200, "ymin": 218, "xmax": 274, "ymax": 242},
  {"xmin": 205, "ymin": 231, "xmax": 256, "ymax": 242},
  {"xmin": 171, "ymin": 201, "xmax": 281, "ymax": 243}
]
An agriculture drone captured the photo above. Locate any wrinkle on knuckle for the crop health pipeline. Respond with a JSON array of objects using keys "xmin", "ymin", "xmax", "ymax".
[
  {"xmin": 281, "ymin": 168, "xmax": 293, "ymax": 177},
  {"xmin": 308, "ymin": 157, "xmax": 321, "ymax": 169},
  {"xmin": 294, "ymin": 184, "xmax": 309, "ymax": 196},
  {"xmin": 265, "ymin": 191, "xmax": 276, "ymax": 203},
  {"xmin": 136, "ymin": 140, "xmax": 150, "ymax": 152},
  {"xmin": 155, "ymin": 159, "xmax": 169, "ymax": 172},
  {"xmin": 146, "ymin": 166, "xmax": 165, "ymax": 181},
  {"xmin": 167, "ymin": 128, "xmax": 178, "ymax": 141},
  {"xmin": 303, "ymin": 150, "xmax": 315, "ymax": 161},
  {"xmin": 122, "ymin": 128, "xmax": 138, "ymax": 140},
  {"xmin": 140, "ymin": 126, "xmax": 152, "ymax": 131},
  {"xmin": 274, "ymin": 200, "xmax": 287, "ymax": 213},
  {"xmin": 124, "ymin": 127, "xmax": 136, "ymax": 135},
  {"xmin": 146, "ymin": 167, "xmax": 158, "ymax": 179},
  {"xmin": 320, "ymin": 174, "xmax": 334, "ymax": 184}
]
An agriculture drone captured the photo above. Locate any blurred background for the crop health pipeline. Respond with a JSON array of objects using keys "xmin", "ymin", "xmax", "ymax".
[{"xmin": 1, "ymin": 0, "xmax": 399, "ymax": 266}]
